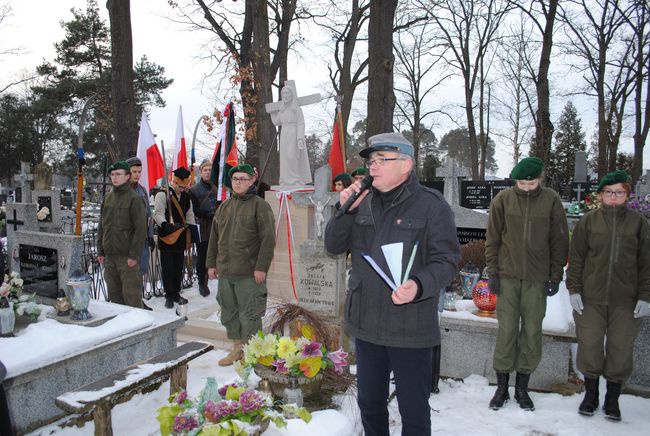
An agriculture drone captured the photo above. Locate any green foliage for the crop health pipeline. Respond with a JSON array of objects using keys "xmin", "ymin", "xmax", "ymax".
[
  {"xmin": 438, "ymin": 127, "xmax": 497, "ymax": 174},
  {"xmin": 547, "ymin": 101, "xmax": 586, "ymax": 185},
  {"xmin": 306, "ymin": 133, "xmax": 327, "ymax": 172}
]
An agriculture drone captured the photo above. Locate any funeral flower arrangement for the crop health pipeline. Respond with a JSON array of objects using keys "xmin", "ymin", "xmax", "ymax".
[
  {"xmin": 0, "ymin": 272, "xmax": 41, "ymax": 320},
  {"xmin": 240, "ymin": 330, "xmax": 348, "ymax": 378},
  {"xmin": 157, "ymin": 378, "xmax": 311, "ymax": 435}
]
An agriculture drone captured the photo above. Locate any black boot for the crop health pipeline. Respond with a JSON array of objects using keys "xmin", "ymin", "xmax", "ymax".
[
  {"xmin": 603, "ymin": 380, "xmax": 622, "ymax": 422},
  {"xmin": 489, "ymin": 372, "xmax": 510, "ymax": 410},
  {"xmin": 578, "ymin": 377, "xmax": 599, "ymax": 416},
  {"xmin": 514, "ymin": 372, "xmax": 535, "ymax": 411}
]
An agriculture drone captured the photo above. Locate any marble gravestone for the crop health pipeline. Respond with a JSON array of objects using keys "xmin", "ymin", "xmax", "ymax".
[
  {"xmin": 265, "ymin": 80, "xmax": 321, "ymax": 186},
  {"xmin": 573, "ymin": 150, "xmax": 588, "ymax": 183},
  {"xmin": 438, "ymin": 157, "xmax": 469, "ymax": 207}
]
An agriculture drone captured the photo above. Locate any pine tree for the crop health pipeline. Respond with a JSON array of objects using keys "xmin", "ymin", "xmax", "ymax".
[{"xmin": 548, "ymin": 102, "xmax": 586, "ymax": 185}]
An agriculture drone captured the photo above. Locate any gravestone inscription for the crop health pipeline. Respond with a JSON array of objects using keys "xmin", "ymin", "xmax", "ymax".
[
  {"xmin": 460, "ymin": 180, "xmax": 512, "ymax": 209},
  {"xmin": 19, "ymin": 244, "xmax": 59, "ymax": 298}
]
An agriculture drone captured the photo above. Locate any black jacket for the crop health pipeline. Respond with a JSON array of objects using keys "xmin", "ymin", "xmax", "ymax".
[{"xmin": 325, "ymin": 174, "xmax": 460, "ymax": 348}]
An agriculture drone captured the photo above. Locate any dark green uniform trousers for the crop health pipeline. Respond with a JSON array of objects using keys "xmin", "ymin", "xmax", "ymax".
[
  {"xmin": 104, "ymin": 255, "xmax": 144, "ymax": 309},
  {"xmin": 574, "ymin": 302, "xmax": 641, "ymax": 384},
  {"xmin": 493, "ymin": 278, "xmax": 546, "ymax": 374},
  {"xmin": 217, "ymin": 276, "xmax": 267, "ymax": 341}
]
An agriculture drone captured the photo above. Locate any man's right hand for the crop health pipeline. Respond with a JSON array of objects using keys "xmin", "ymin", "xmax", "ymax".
[
  {"xmin": 488, "ymin": 275, "xmax": 500, "ymax": 295},
  {"xmin": 339, "ymin": 180, "xmax": 371, "ymax": 213},
  {"xmin": 160, "ymin": 222, "xmax": 179, "ymax": 234},
  {"xmin": 570, "ymin": 293, "xmax": 584, "ymax": 315},
  {"xmin": 208, "ymin": 267, "xmax": 219, "ymax": 280}
]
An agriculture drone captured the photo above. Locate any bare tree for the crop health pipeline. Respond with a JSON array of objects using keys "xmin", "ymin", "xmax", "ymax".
[
  {"xmin": 561, "ymin": 0, "xmax": 633, "ymax": 178},
  {"xmin": 0, "ymin": 3, "xmax": 32, "ymax": 94},
  {"xmin": 493, "ymin": 13, "xmax": 537, "ymax": 167},
  {"xmin": 367, "ymin": 0, "xmax": 398, "ymax": 137},
  {"xmin": 107, "ymin": 0, "xmax": 138, "ymax": 157},
  {"xmin": 393, "ymin": 19, "xmax": 451, "ymax": 169},
  {"xmin": 422, "ymin": 0, "xmax": 512, "ymax": 179}
]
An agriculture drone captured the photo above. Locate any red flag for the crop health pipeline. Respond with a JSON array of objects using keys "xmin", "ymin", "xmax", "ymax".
[
  {"xmin": 136, "ymin": 112, "xmax": 165, "ymax": 193},
  {"xmin": 328, "ymin": 109, "xmax": 346, "ymax": 188},
  {"xmin": 171, "ymin": 105, "xmax": 188, "ymax": 178}
]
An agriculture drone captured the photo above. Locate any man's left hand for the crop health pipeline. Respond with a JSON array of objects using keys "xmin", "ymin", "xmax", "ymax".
[
  {"xmin": 254, "ymin": 270, "xmax": 266, "ymax": 284},
  {"xmin": 127, "ymin": 258, "xmax": 138, "ymax": 268},
  {"xmin": 392, "ymin": 279, "xmax": 418, "ymax": 305},
  {"xmin": 546, "ymin": 281, "xmax": 560, "ymax": 297}
]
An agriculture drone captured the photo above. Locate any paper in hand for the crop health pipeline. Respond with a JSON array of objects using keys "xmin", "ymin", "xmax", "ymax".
[
  {"xmin": 362, "ymin": 253, "xmax": 397, "ymax": 291},
  {"xmin": 381, "ymin": 242, "xmax": 403, "ymax": 288}
]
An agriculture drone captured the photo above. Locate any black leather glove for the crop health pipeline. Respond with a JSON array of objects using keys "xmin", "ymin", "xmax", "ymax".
[
  {"xmin": 546, "ymin": 281, "xmax": 560, "ymax": 297},
  {"xmin": 488, "ymin": 275, "xmax": 500, "ymax": 295}
]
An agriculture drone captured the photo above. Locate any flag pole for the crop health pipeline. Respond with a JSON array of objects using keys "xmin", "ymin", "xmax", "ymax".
[
  {"xmin": 160, "ymin": 139, "xmax": 174, "ymax": 224},
  {"xmin": 189, "ymin": 116, "xmax": 203, "ymax": 186},
  {"xmin": 75, "ymin": 96, "xmax": 94, "ymax": 236}
]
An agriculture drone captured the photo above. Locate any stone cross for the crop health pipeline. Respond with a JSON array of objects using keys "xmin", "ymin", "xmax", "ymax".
[
  {"xmin": 635, "ymin": 169, "xmax": 650, "ymax": 199},
  {"xmin": 13, "ymin": 161, "xmax": 33, "ymax": 203},
  {"xmin": 308, "ymin": 166, "xmax": 333, "ymax": 240},
  {"xmin": 573, "ymin": 151, "xmax": 588, "ymax": 183},
  {"xmin": 34, "ymin": 162, "xmax": 53, "ymax": 191},
  {"xmin": 438, "ymin": 157, "xmax": 469, "ymax": 206},
  {"xmin": 573, "ymin": 183, "xmax": 586, "ymax": 203}
]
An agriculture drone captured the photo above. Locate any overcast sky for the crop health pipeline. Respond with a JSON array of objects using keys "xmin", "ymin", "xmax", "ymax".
[{"xmin": 2, "ymin": 1, "xmax": 648, "ymax": 179}]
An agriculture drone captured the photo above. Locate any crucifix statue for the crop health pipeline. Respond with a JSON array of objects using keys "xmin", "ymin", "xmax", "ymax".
[{"xmin": 265, "ymin": 80, "xmax": 321, "ymax": 186}]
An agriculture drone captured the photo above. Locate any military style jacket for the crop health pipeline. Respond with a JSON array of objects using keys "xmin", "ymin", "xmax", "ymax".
[
  {"xmin": 205, "ymin": 188, "xmax": 275, "ymax": 278},
  {"xmin": 485, "ymin": 185, "xmax": 569, "ymax": 283},
  {"xmin": 97, "ymin": 182, "xmax": 147, "ymax": 259},
  {"xmin": 567, "ymin": 204, "xmax": 650, "ymax": 305}
]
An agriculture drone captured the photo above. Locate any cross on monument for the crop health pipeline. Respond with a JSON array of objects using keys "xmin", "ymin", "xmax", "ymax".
[
  {"xmin": 6, "ymin": 209, "xmax": 25, "ymax": 231},
  {"xmin": 573, "ymin": 183, "xmax": 585, "ymax": 203},
  {"xmin": 438, "ymin": 157, "xmax": 469, "ymax": 207},
  {"xmin": 13, "ymin": 161, "xmax": 33, "ymax": 203}
]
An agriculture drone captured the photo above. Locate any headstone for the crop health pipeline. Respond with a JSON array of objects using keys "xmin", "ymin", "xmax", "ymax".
[
  {"xmin": 13, "ymin": 161, "xmax": 33, "ymax": 203},
  {"xmin": 33, "ymin": 162, "xmax": 53, "ymax": 190},
  {"xmin": 452, "ymin": 205, "xmax": 489, "ymax": 245},
  {"xmin": 635, "ymin": 169, "xmax": 650, "ymax": 200},
  {"xmin": 438, "ymin": 157, "xmax": 469, "ymax": 206},
  {"xmin": 5, "ymin": 203, "xmax": 39, "ymax": 271},
  {"xmin": 460, "ymin": 180, "xmax": 513, "ymax": 209},
  {"xmin": 33, "ymin": 189, "xmax": 63, "ymax": 233},
  {"xmin": 571, "ymin": 182, "xmax": 597, "ymax": 203},
  {"xmin": 265, "ymin": 80, "xmax": 321, "ymax": 186},
  {"xmin": 11, "ymin": 230, "xmax": 84, "ymax": 299},
  {"xmin": 573, "ymin": 151, "xmax": 588, "ymax": 183}
]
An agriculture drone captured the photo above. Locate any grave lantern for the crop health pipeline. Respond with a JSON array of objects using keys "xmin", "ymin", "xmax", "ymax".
[
  {"xmin": 0, "ymin": 296, "xmax": 15, "ymax": 337},
  {"xmin": 66, "ymin": 270, "xmax": 92, "ymax": 321},
  {"xmin": 472, "ymin": 267, "xmax": 497, "ymax": 317},
  {"xmin": 459, "ymin": 262, "xmax": 480, "ymax": 299}
]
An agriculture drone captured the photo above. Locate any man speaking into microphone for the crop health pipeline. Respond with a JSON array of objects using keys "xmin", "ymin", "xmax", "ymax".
[{"xmin": 325, "ymin": 132, "xmax": 460, "ymax": 436}]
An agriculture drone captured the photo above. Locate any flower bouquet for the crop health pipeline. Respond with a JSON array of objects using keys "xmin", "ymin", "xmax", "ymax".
[
  {"xmin": 0, "ymin": 272, "xmax": 41, "ymax": 321},
  {"xmin": 157, "ymin": 378, "xmax": 311, "ymax": 436},
  {"xmin": 628, "ymin": 193, "xmax": 650, "ymax": 218},
  {"xmin": 237, "ymin": 329, "xmax": 348, "ymax": 399}
]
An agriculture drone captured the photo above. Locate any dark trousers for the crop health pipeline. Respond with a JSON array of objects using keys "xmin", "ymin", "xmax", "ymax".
[
  {"xmin": 195, "ymin": 241, "xmax": 209, "ymax": 286},
  {"xmin": 355, "ymin": 338, "xmax": 432, "ymax": 436},
  {"xmin": 160, "ymin": 250, "xmax": 184, "ymax": 300}
]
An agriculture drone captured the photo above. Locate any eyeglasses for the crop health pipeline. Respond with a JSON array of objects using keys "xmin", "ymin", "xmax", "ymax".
[
  {"xmin": 602, "ymin": 190, "xmax": 627, "ymax": 198},
  {"xmin": 231, "ymin": 177, "xmax": 252, "ymax": 183},
  {"xmin": 364, "ymin": 157, "xmax": 407, "ymax": 168}
]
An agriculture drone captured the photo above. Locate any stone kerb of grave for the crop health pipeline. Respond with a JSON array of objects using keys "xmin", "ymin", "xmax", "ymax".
[{"xmin": 452, "ymin": 205, "xmax": 488, "ymax": 245}]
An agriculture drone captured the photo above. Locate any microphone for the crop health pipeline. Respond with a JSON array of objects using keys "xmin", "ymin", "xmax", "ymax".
[{"xmin": 335, "ymin": 175, "xmax": 374, "ymax": 218}]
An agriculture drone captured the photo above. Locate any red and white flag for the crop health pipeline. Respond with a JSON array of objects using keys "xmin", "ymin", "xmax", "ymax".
[
  {"xmin": 136, "ymin": 112, "xmax": 165, "ymax": 193},
  {"xmin": 170, "ymin": 105, "xmax": 188, "ymax": 178}
]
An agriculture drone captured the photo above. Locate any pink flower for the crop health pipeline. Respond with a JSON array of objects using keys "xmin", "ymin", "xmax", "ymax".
[
  {"xmin": 174, "ymin": 390, "xmax": 188, "ymax": 404},
  {"xmin": 203, "ymin": 399, "xmax": 240, "ymax": 422},
  {"xmin": 172, "ymin": 414, "xmax": 198, "ymax": 433},
  {"xmin": 272, "ymin": 359, "xmax": 289, "ymax": 374},
  {"xmin": 301, "ymin": 341, "xmax": 323, "ymax": 357},
  {"xmin": 239, "ymin": 389, "xmax": 267, "ymax": 414},
  {"xmin": 326, "ymin": 348, "xmax": 349, "ymax": 374}
]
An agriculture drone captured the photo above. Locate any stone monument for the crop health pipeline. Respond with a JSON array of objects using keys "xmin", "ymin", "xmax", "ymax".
[
  {"xmin": 265, "ymin": 80, "xmax": 321, "ymax": 186},
  {"xmin": 13, "ymin": 161, "xmax": 33, "ymax": 203},
  {"xmin": 438, "ymin": 157, "xmax": 469, "ymax": 207},
  {"xmin": 573, "ymin": 150, "xmax": 588, "ymax": 183}
]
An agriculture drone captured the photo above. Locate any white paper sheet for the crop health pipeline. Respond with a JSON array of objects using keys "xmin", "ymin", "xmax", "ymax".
[{"xmin": 381, "ymin": 242, "xmax": 403, "ymax": 287}]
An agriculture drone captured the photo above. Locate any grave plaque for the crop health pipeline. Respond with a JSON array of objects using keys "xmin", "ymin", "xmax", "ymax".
[
  {"xmin": 456, "ymin": 227, "xmax": 486, "ymax": 245},
  {"xmin": 460, "ymin": 180, "xmax": 512, "ymax": 209},
  {"xmin": 19, "ymin": 244, "xmax": 58, "ymax": 298},
  {"xmin": 37, "ymin": 196, "xmax": 53, "ymax": 223}
]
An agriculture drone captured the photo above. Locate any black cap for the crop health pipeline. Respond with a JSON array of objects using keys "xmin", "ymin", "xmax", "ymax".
[{"xmin": 172, "ymin": 167, "xmax": 191, "ymax": 180}]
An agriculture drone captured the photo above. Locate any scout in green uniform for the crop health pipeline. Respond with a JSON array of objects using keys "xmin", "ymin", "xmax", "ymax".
[
  {"xmin": 97, "ymin": 161, "xmax": 147, "ymax": 309},
  {"xmin": 567, "ymin": 170, "xmax": 650, "ymax": 422},
  {"xmin": 485, "ymin": 157, "xmax": 569, "ymax": 411},
  {"xmin": 350, "ymin": 166, "xmax": 368, "ymax": 183},
  {"xmin": 333, "ymin": 172, "xmax": 352, "ymax": 192},
  {"xmin": 206, "ymin": 164, "xmax": 276, "ymax": 366}
]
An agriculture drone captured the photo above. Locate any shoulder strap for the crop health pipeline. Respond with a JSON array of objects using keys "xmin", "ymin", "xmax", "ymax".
[{"xmin": 170, "ymin": 194, "xmax": 186, "ymax": 226}]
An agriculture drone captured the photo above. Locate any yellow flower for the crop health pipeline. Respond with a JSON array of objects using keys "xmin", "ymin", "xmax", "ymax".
[
  {"xmin": 299, "ymin": 356, "xmax": 322, "ymax": 378},
  {"xmin": 245, "ymin": 336, "xmax": 266, "ymax": 358},
  {"xmin": 259, "ymin": 334, "xmax": 278, "ymax": 357},
  {"xmin": 300, "ymin": 324, "xmax": 314, "ymax": 340},
  {"xmin": 258, "ymin": 354, "xmax": 274, "ymax": 366},
  {"xmin": 277, "ymin": 337, "xmax": 298, "ymax": 359},
  {"xmin": 284, "ymin": 352, "xmax": 302, "ymax": 369}
]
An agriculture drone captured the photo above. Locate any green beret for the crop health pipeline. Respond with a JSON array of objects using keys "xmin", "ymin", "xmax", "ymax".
[
  {"xmin": 351, "ymin": 167, "xmax": 368, "ymax": 177},
  {"xmin": 228, "ymin": 164, "xmax": 255, "ymax": 177},
  {"xmin": 510, "ymin": 157, "xmax": 544, "ymax": 180},
  {"xmin": 333, "ymin": 173, "xmax": 351, "ymax": 183},
  {"xmin": 597, "ymin": 169, "xmax": 629, "ymax": 192},
  {"xmin": 108, "ymin": 161, "xmax": 130, "ymax": 173}
]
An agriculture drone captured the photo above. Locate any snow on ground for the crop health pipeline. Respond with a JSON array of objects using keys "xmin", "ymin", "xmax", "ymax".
[{"xmin": 23, "ymin": 279, "xmax": 650, "ymax": 435}]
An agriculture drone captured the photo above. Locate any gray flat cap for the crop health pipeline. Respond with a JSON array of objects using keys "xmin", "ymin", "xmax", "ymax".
[
  {"xmin": 360, "ymin": 132, "xmax": 414, "ymax": 158},
  {"xmin": 125, "ymin": 156, "xmax": 142, "ymax": 166}
]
